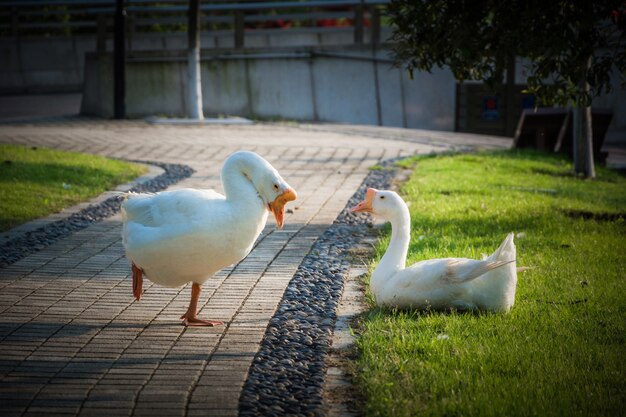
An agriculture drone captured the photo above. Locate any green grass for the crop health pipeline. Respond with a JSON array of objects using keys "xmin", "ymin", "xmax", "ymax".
[
  {"xmin": 0, "ymin": 144, "xmax": 147, "ymax": 232},
  {"xmin": 355, "ymin": 150, "xmax": 626, "ymax": 417}
]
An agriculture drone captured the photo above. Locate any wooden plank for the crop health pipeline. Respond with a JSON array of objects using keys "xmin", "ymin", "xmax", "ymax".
[
  {"xmin": 554, "ymin": 109, "xmax": 613, "ymax": 160},
  {"xmin": 513, "ymin": 108, "xmax": 569, "ymax": 151}
]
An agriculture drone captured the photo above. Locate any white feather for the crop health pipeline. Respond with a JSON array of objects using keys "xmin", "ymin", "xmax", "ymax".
[
  {"xmin": 360, "ymin": 190, "xmax": 518, "ymax": 313},
  {"xmin": 121, "ymin": 151, "xmax": 291, "ymax": 289}
]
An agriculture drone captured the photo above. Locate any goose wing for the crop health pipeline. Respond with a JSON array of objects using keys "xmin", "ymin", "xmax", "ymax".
[
  {"xmin": 122, "ymin": 188, "xmax": 225, "ymax": 227},
  {"xmin": 444, "ymin": 258, "xmax": 515, "ymax": 283}
]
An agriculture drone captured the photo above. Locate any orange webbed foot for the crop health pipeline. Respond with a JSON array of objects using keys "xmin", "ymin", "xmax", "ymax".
[
  {"xmin": 180, "ymin": 313, "xmax": 223, "ymax": 327},
  {"xmin": 132, "ymin": 263, "xmax": 143, "ymax": 301}
]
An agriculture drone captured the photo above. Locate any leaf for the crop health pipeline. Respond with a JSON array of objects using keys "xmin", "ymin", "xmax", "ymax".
[{"xmin": 387, "ymin": 0, "xmax": 625, "ymax": 106}]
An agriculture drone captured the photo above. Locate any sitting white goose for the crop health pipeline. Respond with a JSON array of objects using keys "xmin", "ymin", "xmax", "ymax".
[
  {"xmin": 351, "ymin": 188, "xmax": 517, "ymax": 312},
  {"xmin": 121, "ymin": 151, "xmax": 297, "ymax": 326}
]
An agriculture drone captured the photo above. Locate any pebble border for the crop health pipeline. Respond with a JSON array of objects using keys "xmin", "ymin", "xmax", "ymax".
[
  {"xmin": 1, "ymin": 152, "xmax": 401, "ymax": 417},
  {"xmin": 239, "ymin": 162, "xmax": 399, "ymax": 416},
  {"xmin": 0, "ymin": 162, "xmax": 194, "ymax": 268}
]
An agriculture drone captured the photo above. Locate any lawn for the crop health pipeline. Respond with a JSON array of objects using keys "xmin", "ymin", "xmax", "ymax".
[
  {"xmin": 0, "ymin": 144, "xmax": 147, "ymax": 232},
  {"xmin": 354, "ymin": 150, "xmax": 626, "ymax": 417}
]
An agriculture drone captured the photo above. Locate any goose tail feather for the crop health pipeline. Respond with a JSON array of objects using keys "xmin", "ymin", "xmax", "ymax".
[{"xmin": 487, "ymin": 233, "xmax": 516, "ymax": 263}]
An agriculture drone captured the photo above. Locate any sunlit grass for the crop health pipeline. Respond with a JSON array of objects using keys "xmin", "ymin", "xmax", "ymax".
[
  {"xmin": 355, "ymin": 150, "xmax": 626, "ymax": 417},
  {"xmin": 0, "ymin": 144, "xmax": 147, "ymax": 232}
]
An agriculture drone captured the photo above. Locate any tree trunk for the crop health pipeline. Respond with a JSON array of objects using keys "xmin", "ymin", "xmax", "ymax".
[
  {"xmin": 583, "ymin": 105, "xmax": 596, "ymax": 178},
  {"xmin": 573, "ymin": 57, "xmax": 595, "ymax": 179},
  {"xmin": 187, "ymin": 0, "xmax": 203, "ymax": 120}
]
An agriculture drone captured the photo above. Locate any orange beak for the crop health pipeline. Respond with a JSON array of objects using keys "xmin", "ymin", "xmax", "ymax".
[
  {"xmin": 268, "ymin": 187, "xmax": 297, "ymax": 229},
  {"xmin": 350, "ymin": 188, "xmax": 377, "ymax": 213}
]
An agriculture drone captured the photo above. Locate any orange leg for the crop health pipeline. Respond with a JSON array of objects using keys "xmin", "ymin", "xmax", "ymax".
[
  {"xmin": 180, "ymin": 283, "xmax": 223, "ymax": 327},
  {"xmin": 132, "ymin": 263, "xmax": 143, "ymax": 301}
]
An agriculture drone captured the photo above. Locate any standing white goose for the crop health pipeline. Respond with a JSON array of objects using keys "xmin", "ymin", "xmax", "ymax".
[
  {"xmin": 121, "ymin": 151, "xmax": 297, "ymax": 326},
  {"xmin": 351, "ymin": 188, "xmax": 517, "ymax": 312}
]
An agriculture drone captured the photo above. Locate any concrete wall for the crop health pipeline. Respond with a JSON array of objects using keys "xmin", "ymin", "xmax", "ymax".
[
  {"xmin": 81, "ymin": 46, "xmax": 457, "ymax": 131},
  {"xmin": 0, "ymin": 36, "xmax": 92, "ymax": 94},
  {"xmin": 0, "ymin": 28, "xmax": 387, "ymax": 95},
  {"xmin": 592, "ymin": 71, "xmax": 626, "ymax": 144},
  {"xmin": 4, "ymin": 30, "xmax": 624, "ymax": 137},
  {"xmin": 513, "ymin": 57, "xmax": 626, "ymax": 143}
]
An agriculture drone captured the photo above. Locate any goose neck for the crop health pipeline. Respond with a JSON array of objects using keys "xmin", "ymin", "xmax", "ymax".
[
  {"xmin": 221, "ymin": 154, "xmax": 262, "ymax": 205},
  {"xmin": 375, "ymin": 207, "xmax": 411, "ymax": 279}
]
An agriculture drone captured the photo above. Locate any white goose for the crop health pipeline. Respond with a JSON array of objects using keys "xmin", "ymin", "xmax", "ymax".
[
  {"xmin": 121, "ymin": 151, "xmax": 297, "ymax": 326},
  {"xmin": 351, "ymin": 188, "xmax": 517, "ymax": 312}
]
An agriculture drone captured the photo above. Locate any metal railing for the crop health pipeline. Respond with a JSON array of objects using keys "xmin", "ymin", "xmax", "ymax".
[{"xmin": 1, "ymin": 0, "xmax": 391, "ymax": 47}]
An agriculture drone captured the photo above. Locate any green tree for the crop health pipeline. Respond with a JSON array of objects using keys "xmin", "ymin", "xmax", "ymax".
[{"xmin": 388, "ymin": 0, "xmax": 626, "ymax": 178}]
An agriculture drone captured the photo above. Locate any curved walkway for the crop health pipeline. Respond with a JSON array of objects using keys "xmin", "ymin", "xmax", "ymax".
[{"xmin": 0, "ymin": 119, "xmax": 510, "ymax": 417}]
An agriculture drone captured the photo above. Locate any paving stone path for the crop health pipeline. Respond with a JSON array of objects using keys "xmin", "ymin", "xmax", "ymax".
[{"xmin": 0, "ymin": 120, "xmax": 511, "ymax": 417}]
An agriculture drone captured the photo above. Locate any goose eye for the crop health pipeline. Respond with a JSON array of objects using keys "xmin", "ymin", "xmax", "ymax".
[
  {"xmin": 380, "ymin": 196, "xmax": 385, "ymax": 199},
  {"xmin": 273, "ymin": 184, "xmax": 279, "ymax": 190}
]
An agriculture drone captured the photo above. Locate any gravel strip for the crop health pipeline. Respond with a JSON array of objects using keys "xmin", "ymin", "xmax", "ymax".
[
  {"xmin": 1, "ymin": 149, "xmax": 402, "ymax": 416},
  {"xmin": 239, "ymin": 161, "xmax": 400, "ymax": 416},
  {"xmin": 0, "ymin": 162, "xmax": 194, "ymax": 268}
]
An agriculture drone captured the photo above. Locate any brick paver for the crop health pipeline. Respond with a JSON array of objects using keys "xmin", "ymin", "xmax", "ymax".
[{"xmin": 0, "ymin": 120, "xmax": 510, "ymax": 416}]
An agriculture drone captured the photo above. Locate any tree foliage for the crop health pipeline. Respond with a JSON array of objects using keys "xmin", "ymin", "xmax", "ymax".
[{"xmin": 387, "ymin": 0, "xmax": 626, "ymax": 107}]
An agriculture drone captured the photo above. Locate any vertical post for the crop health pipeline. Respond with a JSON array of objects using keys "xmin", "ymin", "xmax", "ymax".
[
  {"xmin": 371, "ymin": 6, "xmax": 380, "ymax": 46},
  {"xmin": 127, "ymin": 14, "xmax": 134, "ymax": 52},
  {"xmin": 96, "ymin": 15, "xmax": 106, "ymax": 54},
  {"xmin": 535, "ymin": 127, "xmax": 546, "ymax": 150},
  {"xmin": 114, "ymin": 0, "xmax": 126, "ymax": 119},
  {"xmin": 11, "ymin": 7, "xmax": 19, "ymax": 37},
  {"xmin": 234, "ymin": 11, "xmax": 244, "ymax": 48},
  {"xmin": 354, "ymin": 3, "xmax": 364, "ymax": 44},
  {"xmin": 187, "ymin": 0, "xmax": 204, "ymax": 119}
]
